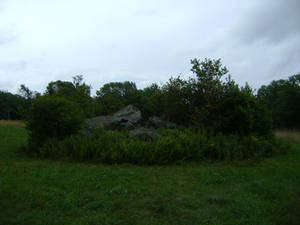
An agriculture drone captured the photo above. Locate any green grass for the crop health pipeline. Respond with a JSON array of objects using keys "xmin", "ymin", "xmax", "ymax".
[{"xmin": 1, "ymin": 127, "xmax": 300, "ymax": 225}]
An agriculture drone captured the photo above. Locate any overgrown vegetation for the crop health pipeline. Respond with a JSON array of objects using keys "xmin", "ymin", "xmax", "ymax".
[
  {"xmin": 257, "ymin": 74, "xmax": 300, "ymax": 129},
  {"xmin": 26, "ymin": 96, "xmax": 85, "ymax": 149},
  {"xmin": 32, "ymin": 128, "xmax": 285, "ymax": 165},
  {"xmin": 1, "ymin": 58, "xmax": 299, "ymax": 164}
]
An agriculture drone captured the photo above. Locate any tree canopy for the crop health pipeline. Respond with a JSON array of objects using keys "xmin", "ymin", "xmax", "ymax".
[
  {"xmin": 1, "ymin": 58, "xmax": 298, "ymax": 134},
  {"xmin": 257, "ymin": 74, "xmax": 300, "ymax": 129}
]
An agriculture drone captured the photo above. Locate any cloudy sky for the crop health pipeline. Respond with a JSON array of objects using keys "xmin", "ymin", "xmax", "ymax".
[{"xmin": 0, "ymin": 0, "xmax": 299, "ymax": 95}]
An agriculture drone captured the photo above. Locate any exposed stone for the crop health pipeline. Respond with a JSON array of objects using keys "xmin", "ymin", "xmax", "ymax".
[
  {"xmin": 148, "ymin": 116, "xmax": 176, "ymax": 129},
  {"xmin": 129, "ymin": 127, "xmax": 161, "ymax": 141},
  {"xmin": 85, "ymin": 105, "xmax": 141, "ymax": 132},
  {"xmin": 113, "ymin": 105, "xmax": 141, "ymax": 124},
  {"xmin": 117, "ymin": 120, "xmax": 135, "ymax": 130}
]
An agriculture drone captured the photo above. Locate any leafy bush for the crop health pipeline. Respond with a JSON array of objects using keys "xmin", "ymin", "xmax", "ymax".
[
  {"xmin": 26, "ymin": 96, "xmax": 85, "ymax": 149},
  {"xmin": 32, "ymin": 128, "xmax": 284, "ymax": 165}
]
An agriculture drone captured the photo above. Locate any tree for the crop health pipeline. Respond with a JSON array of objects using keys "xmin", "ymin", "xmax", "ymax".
[
  {"xmin": 45, "ymin": 76, "xmax": 95, "ymax": 117},
  {"xmin": 189, "ymin": 58, "xmax": 229, "ymax": 129},
  {"xmin": 191, "ymin": 58, "xmax": 228, "ymax": 102},
  {"xmin": 18, "ymin": 84, "xmax": 33, "ymax": 99},
  {"xmin": 140, "ymin": 83, "xmax": 165, "ymax": 118},
  {"xmin": 17, "ymin": 84, "xmax": 40, "ymax": 119},
  {"xmin": 219, "ymin": 82, "xmax": 258, "ymax": 135},
  {"xmin": 257, "ymin": 74, "xmax": 300, "ymax": 129},
  {"xmin": 0, "ymin": 91, "xmax": 26, "ymax": 120},
  {"xmin": 96, "ymin": 81, "xmax": 142, "ymax": 115},
  {"xmin": 158, "ymin": 58, "xmax": 272, "ymax": 136},
  {"xmin": 161, "ymin": 76, "xmax": 193, "ymax": 124}
]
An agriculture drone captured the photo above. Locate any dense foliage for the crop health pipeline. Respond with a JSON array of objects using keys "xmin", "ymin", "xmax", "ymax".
[
  {"xmin": 45, "ymin": 75, "xmax": 97, "ymax": 118},
  {"xmin": 32, "ymin": 128, "xmax": 284, "ymax": 165},
  {"xmin": 26, "ymin": 96, "xmax": 85, "ymax": 148},
  {"xmin": 3, "ymin": 59, "xmax": 298, "ymax": 132},
  {"xmin": 257, "ymin": 74, "xmax": 300, "ymax": 129},
  {"xmin": 0, "ymin": 91, "xmax": 26, "ymax": 120},
  {"xmin": 95, "ymin": 81, "xmax": 144, "ymax": 115},
  {"xmin": 1, "ymin": 58, "xmax": 298, "ymax": 163},
  {"xmin": 160, "ymin": 59, "xmax": 272, "ymax": 136}
]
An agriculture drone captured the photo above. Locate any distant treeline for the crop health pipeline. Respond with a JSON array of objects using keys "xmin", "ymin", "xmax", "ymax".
[{"xmin": 1, "ymin": 58, "xmax": 299, "ymax": 131}]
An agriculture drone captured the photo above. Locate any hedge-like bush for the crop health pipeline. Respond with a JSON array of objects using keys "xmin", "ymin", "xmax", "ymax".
[{"xmin": 26, "ymin": 96, "xmax": 85, "ymax": 149}]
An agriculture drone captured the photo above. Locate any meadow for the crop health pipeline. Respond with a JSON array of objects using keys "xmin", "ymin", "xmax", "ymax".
[
  {"xmin": 0, "ymin": 122, "xmax": 300, "ymax": 225},
  {"xmin": 0, "ymin": 120, "xmax": 25, "ymax": 127},
  {"xmin": 275, "ymin": 130, "xmax": 300, "ymax": 143}
]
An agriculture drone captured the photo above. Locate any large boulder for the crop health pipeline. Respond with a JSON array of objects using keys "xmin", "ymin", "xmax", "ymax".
[
  {"xmin": 113, "ymin": 105, "xmax": 141, "ymax": 124},
  {"xmin": 129, "ymin": 127, "xmax": 161, "ymax": 141},
  {"xmin": 86, "ymin": 105, "xmax": 141, "ymax": 132},
  {"xmin": 148, "ymin": 116, "xmax": 176, "ymax": 129}
]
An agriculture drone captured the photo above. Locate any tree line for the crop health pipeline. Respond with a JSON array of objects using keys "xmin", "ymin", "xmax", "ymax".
[{"xmin": 1, "ymin": 58, "xmax": 299, "ymax": 132}]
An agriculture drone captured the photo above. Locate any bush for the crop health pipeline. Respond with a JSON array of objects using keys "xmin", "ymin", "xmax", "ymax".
[
  {"xmin": 26, "ymin": 96, "xmax": 85, "ymax": 149},
  {"xmin": 33, "ymin": 128, "xmax": 284, "ymax": 165}
]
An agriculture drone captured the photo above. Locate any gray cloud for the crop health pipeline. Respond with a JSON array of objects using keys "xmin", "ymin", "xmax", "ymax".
[
  {"xmin": 235, "ymin": 0, "xmax": 300, "ymax": 44},
  {"xmin": 199, "ymin": 0, "xmax": 300, "ymax": 89},
  {"xmin": 0, "ymin": 0, "xmax": 299, "ymax": 94}
]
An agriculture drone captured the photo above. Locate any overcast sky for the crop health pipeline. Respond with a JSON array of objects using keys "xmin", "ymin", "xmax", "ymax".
[{"xmin": 0, "ymin": 0, "xmax": 299, "ymax": 95}]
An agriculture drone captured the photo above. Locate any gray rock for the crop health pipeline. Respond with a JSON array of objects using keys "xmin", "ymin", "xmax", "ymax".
[
  {"xmin": 113, "ymin": 105, "xmax": 141, "ymax": 124},
  {"xmin": 86, "ymin": 115, "xmax": 113, "ymax": 130},
  {"xmin": 115, "ymin": 120, "xmax": 135, "ymax": 130},
  {"xmin": 129, "ymin": 127, "xmax": 161, "ymax": 141},
  {"xmin": 86, "ymin": 105, "xmax": 141, "ymax": 132},
  {"xmin": 148, "ymin": 116, "xmax": 176, "ymax": 129}
]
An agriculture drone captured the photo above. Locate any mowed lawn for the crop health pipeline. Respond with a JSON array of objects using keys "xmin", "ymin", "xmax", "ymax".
[{"xmin": 0, "ymin": 125, "xmax": 300, "ymax": 225}]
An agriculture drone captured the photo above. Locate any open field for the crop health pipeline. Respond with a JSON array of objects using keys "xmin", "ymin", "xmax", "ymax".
[
  {"xmin": 0, "ymin": 120, "xmax": 25, "ymax": 128},
  {"xmin": 275, "ymin": 130, "xmax": 300, "ymax": 143},
  {"xmin": 0, "ymin": 126, "xmax": 300, "ymax": 225}
]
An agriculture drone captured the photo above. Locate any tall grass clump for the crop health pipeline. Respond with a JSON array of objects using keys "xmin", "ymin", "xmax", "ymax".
[{"xmin": 34, "ymin": 127, "xmax": 285, "ymax": 165}]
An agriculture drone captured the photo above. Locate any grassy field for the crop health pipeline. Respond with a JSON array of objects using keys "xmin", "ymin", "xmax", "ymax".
[
  {"xmin": 0, "ymin": 120, "xmax": 25, "ymax": 128},
  {"xmin": 275, "ymin": 130, "xmax": 300, "ymax": 143},
  {"xmin": 0, "ymin": 123, "xmax": 300, "ymax": 225}
]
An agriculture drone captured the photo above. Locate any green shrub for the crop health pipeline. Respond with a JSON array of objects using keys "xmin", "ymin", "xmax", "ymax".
[
  {"xmin": 33, "ymin": 128, "xmax": 284, "ymax": 165},
  {"xmin": 26, "ymin": 96, "xmax": 85, "ymax": 150}
]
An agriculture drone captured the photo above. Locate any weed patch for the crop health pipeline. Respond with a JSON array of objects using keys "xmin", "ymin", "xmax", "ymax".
[{"xmin": 25, "ymin": 128, "xmax": 286, "ymax": 165}]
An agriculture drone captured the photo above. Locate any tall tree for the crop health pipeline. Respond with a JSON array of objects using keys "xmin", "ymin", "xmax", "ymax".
[
  {"xmin": 96, "ymin": 81, "xmax": 142, "ymax": 115},
  {"xmin": 0, "ymin": 91, "xmax": 26, "ymax": 120},
  {"xmin": 45, "ymin": 76, "xmax": 94, "ymax": 117},
  {"xmin": 257, "ymin": 74, "xmax": 300, "ymax": 129}
]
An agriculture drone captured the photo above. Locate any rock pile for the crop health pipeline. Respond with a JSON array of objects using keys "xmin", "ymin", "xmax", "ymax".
[{"xmin": 85, "ymin": 105, "xmax": 176, "ymax": 140}]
